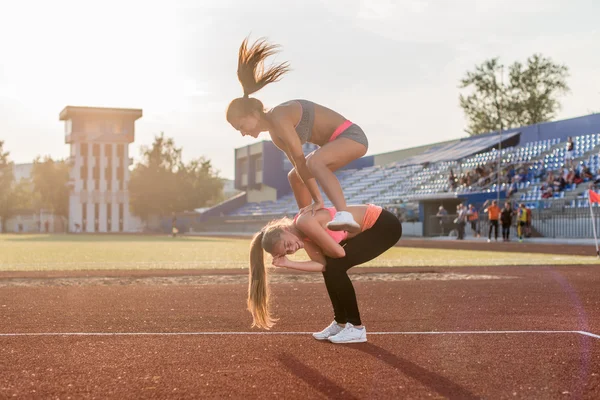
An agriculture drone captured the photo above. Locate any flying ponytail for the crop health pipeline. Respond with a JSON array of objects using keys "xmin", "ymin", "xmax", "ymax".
[{"xmin": 226, "ymin": 36, "xmax": 291, "ymax": 123}]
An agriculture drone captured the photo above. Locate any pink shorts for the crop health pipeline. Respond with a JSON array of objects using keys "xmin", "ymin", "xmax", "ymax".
[{"xmin": 327, "ymin": 120, "xmax": 369, "ymax": 148}]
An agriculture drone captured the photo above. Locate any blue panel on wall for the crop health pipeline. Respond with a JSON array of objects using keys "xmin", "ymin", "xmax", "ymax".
[
  {"xmin": 488, "ymin": 113, "xmax": 600, "ymax": 145},
  {"xmin": 261, "ymin": 141, "xmax": 289, "ymax": 197}
]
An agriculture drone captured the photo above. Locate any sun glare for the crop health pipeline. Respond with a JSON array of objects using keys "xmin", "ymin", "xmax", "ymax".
[{"xmin": 0, "ymin": 0, "xmax": 184, "ymax": 111}]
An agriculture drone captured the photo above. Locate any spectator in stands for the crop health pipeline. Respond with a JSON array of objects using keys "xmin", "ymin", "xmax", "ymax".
[
  {"xmin": 448, "ymin": 169, "xmax": 457, "ymax": 190},
  {"xmin": 565, "ymin": 168, "xmax": 575, "ymax": 185},
  {"xmin": 475, "ymin": 165, "xmax": 484, "ymax": 177},
  {"xmin": 558, "ymin": 167, "xmax": 567, "ymax": 180},
  {"xmin": 247, "ymin": 203, "xmax": 402, "ymax": 343},
  {"xmin": 467, "ymin": 204, "xmax": 480, "ymax": 238},
  {"xmin": 553, "ymin": 173, "xmax": 567, "ymax": 192},
  {"xmin": 507, "ymin": 165, "xmax": 516, "ymax": 181},
  {"xmin": 594, "ymin": 168, "xmax": 600, "ymax": 186},
  {"xmin": 507, "ymin": 177, "xmax": 519, "ymax": 197},
  {"xmin": 535, "ymin": 165, "xmax": 546, "ymax": 180},
  {"xmin": 582, "ymin": 164, "xmax": 594, "ymax": 181},
  {"xmin": 541, "ymin": 185, "xmax": 554, "ymax": 199},
  {"xmin": 459, "ymin": 173, "xmax": 468, "ymax": 187},
  {"xmin": 466, "ymin": 172, "xmax": 473, "ymax": 187},
  {"xmin": 500, "ymin": 202, "xmax": 514, "ymax": 242},
  {"xmin": 546, "ymin": 171, "xmax": 555, "ymax": 186},
  {"xmin": 517, "ymin": 168, "xmax": 527, "ymax": 183},
  {"xmin": 574, "ymin": 168, "xmax": 584, "ymax": 185},
  {"xmin": 565, "ymin": 137, "xmax": 574, "ymax": 168},
  {"xmin": 483, "ymin": 200, "xmax": 501, "ymax": 242},
  {"xmin": 226, "ymin": 37, "xmax": 367, "ymax": 233}
]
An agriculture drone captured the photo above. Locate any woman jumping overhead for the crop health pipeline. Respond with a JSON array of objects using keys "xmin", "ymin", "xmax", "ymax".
[
  {"xmin": 247, "ymin": 203, "xmax": 402, "ymax": 344},
  {"xmin": 226, "ymin": 36, "xmax": 369, "ymax": 233}
]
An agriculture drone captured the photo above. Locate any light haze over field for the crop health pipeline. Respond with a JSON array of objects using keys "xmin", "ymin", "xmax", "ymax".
[{"xmin": 1, "ymin": 0, "xmax": 598, "ymax": 179}]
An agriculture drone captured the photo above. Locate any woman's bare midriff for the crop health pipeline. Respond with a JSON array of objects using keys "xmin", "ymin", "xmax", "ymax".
[{"xmin": 271, "ymin": 101, "xmax": 347, "ymax": 146}]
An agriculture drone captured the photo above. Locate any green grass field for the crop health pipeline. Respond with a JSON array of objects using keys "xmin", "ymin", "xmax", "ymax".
[{"xmin": 0, "ymin": 234, "xmax": 597, "ymax": 272}]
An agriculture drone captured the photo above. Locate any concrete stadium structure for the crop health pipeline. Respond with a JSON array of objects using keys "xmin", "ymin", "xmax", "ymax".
[
  {"xmin": 191, "ymin": 113, "xmax": 600, "ymax": 238},
  {"xmin": 60, "ymin": 106, "xmax": 143, "ymax": 233}
]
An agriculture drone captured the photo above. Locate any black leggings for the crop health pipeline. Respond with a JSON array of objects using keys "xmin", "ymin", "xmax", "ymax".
[
  {"xmin": 502, "ymin": 223, "xmax": 510, "ymax": 240},
  {"xmin": 322, "ymin": 209, "xmax": 402, "ymax": 326},
  {"xmin": 488, "ymin": 220, "xmax": 499, "ymax": 240}
]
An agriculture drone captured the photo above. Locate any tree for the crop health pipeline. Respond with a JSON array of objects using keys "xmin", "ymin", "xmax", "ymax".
[
  {"xmin": 459, "ymin": 54, "xmax": 570, "ymax": 135},
  {"xmin": 31, "ymin": 156, "xmax": 70, "ymax": 218},
  {"xmin": 0, "ymin": 141, "xmax": 15, "ymax": 232},
  {"xmin": 175, "ymin": 158, "xmax": 224, "ymax": 211},
  {"xmin": 11, "ymin": 178, "xmax": 35, "ymax": 212},
  {"xmin": 129, "ymin": 133, "xmax": 223, "ymax": 224}
]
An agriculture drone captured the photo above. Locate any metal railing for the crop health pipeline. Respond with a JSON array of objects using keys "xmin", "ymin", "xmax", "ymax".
[
  {"xmin": 427, "ymin": 202, "xmax": 600, "ymax": 239},
  {"xmin": 529, "ymin": 201, "xmax": 600, "ymax": 238}
]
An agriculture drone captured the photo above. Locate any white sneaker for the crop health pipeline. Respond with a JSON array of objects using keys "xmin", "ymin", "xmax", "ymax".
[
  {"xmin": 312, "ymin": 321, "xmax": 344, "ymax": 340},
  {"xmin": 326, "ymin": 211, "xmax": 361, "ymax": 233},
  {"xmin": 328, "ymin": 323, "xmax": 367, "ymax": 344}
]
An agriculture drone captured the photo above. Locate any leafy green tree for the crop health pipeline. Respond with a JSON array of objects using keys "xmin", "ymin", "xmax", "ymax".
[
  {"xmin": 459, "ymin": 54, "xmax": 570, "ymax": 135},
  {"xmin": 129, "ymin": 133, "xmax": 223, "ymax": 223},
  {"xmin": 31, "ymin": 156, "xmax": 70, "ymax": 218}
]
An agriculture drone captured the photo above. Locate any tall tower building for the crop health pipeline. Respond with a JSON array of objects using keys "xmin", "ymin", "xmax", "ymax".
[{"xmin": 59, "ymin": 106, "xmax": 143, "ymax": 232}]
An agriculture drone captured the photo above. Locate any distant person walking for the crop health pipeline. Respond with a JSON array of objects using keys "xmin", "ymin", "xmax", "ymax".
[
  {"xmin": 500, "ymin": 202, "xmax": 514, "ymax": 242},
  {"xmin": 483, "ymin": 200, "xmax": 501, "ymax": 242}
]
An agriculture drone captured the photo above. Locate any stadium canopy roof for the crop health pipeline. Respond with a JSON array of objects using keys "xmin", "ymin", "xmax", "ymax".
[{"xmin": 398, "ymin": 131, "xmax": 521, "ymax": 166}]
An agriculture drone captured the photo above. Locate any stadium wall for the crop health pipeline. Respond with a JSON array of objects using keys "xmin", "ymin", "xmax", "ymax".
[
  {"xmin": 262, "ymin": 141, "xmax": 289, "ymax": 198},
  {"xmin": 482, "ymin": 113, "xmax": 600, "ymax": 145},
  {"xmin": 234, "ymin": 141, "xmax": 375, "ymax": 201}
]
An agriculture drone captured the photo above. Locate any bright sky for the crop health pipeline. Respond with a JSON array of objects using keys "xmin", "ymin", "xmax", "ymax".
[{"xmin": 1, "ymin": 0, "xmax": 598, "ymax": 179}]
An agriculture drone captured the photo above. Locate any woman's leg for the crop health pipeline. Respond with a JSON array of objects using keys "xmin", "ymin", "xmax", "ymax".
[
  {"xmin": 323, "ymin": 210, "xmax": 402, "ymax": 326},
  {"xmin": 321, "ymin": 270, "xmax": 347, "ymax": 324},
  {"xmin": 306, "ymin": 137, "xmax": 367, "ymax": 232},
  {"xmin": 322, "ymin": 266, "xmax": 359, "ymax": 325}
]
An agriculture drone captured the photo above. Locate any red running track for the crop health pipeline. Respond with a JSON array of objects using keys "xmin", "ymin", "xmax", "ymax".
[{"xmin": 1, "ymin": 264, "xmax": 599, "ymax": 399}]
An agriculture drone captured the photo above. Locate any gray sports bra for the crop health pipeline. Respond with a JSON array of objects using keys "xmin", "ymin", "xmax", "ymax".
[{"xmin": 293, "ymin": 99, "xmax": 315, "ymax": 144}]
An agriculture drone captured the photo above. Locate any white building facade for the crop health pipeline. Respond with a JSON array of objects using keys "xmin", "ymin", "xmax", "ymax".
[{"xmin": 59, "ymin": 106, "xmax": 142, "ymax": 233}]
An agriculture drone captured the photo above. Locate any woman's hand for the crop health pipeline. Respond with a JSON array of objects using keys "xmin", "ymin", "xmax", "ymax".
[
  {"xmin": 272, "ymin": 255, "xmax": 291, "ymax": 268},
  {"xmin": 299, "ymin": 199, "xmax": 324, "ymax": 217}
]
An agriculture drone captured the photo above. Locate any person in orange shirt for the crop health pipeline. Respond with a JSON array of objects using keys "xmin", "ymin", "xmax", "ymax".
[
  {"xmin": 483, "ymin": 200, "xmax": 501, "ymax": 242},
  {"xmin": 467, "ymin": 204, "xmax": 480, "ymax": 238}
]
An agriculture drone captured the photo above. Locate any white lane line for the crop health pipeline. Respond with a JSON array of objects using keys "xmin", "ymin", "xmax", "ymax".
[
  {"xmin": 577, "ymin": 331, "xmax": 600, "ymax": 339},
  {"xmin": 0, "ymin": 330, "xmax": 587, "ymax": 337}
]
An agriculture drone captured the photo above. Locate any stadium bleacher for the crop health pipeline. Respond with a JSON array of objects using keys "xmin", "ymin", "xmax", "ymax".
[{"xmin": 230, "ymin": 133, "xmax": 600, "ymax": 217}]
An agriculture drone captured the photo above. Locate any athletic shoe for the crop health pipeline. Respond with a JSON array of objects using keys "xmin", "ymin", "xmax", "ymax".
[
  {"xmin": 328, "ymin": 323, "xmax": 367, "ymax": 344},
  {"xmin": 326, "ymin": 211, "xmax": 361, "ymax": 233},
  {"xmin": 312, "ymin": 321, "xmax": 344, "ymax": 340},
  {"xmin": 487, "ymin": 239, "xmax": 491, "ymax": 243}
]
